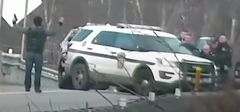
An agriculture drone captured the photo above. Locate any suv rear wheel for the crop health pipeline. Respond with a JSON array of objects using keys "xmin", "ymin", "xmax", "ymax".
[
  {"xmin": 71, "ymin": 63, "xmax": 91, "ymax": 90},
  {"xmin": 133, "ymin": 68, "xmax": 154, "ymax": 96}
]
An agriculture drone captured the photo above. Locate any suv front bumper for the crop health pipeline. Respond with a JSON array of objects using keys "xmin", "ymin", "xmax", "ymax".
[{"xmin": 153, "ymin": 80, "xmax": 216, "ymax": 92}]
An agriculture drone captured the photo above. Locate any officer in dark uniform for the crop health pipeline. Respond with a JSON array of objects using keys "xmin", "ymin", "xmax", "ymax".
[
  {"xmin": 214, "ymin": 35, "xmax": 232, "ymax": 82},
  {"xmin": 177, "ymin": 30, "xmax": 189, "ymax": 42},
  {"xmin": 181, "ymin": 34, "xmax": 200, "ymax": 56},
  {"xmin": 199, "ymin": 44, "xmax": 214, "ymax": 61},
  {"xmin": 210, "ymin": 37, "xmax": 218, "ymax": 54},
  {"xmin": 12, "ymin": 16, "xmax": 64, "ymax": 93}
]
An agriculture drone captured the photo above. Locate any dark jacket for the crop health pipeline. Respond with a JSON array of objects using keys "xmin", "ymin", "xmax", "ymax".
[
  {"xmin": 14, "ymin": 25, "xmax": 56, "ymax": 54},
  {"xmin": 182, "ymin": 43, "xmax": 200, "ymax": 56},
  {"xmin": 214, "ymin": 42, "xmax": 232, "ymax": 67},
  {"xmin": 199, "ymin": 50, "xmax": 214, "ymax": 61},
  {"xmin": 210, "ymin": 46, "xmax": 216, "ymax": 54}
]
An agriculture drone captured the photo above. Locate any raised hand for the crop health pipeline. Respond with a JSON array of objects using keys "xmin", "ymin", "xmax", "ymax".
[
  {"xmin": 12, "ymin": 14, "xmax": 18, "ymax": 25},
  {"xmin": 58, "ymin": 17, "xmax": 64, "ymax": 26}
]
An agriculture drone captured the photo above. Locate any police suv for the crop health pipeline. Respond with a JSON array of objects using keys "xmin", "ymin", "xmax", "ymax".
[{"xmin": 58, "ymin": 23, "xmax": 217, "ymax": 95}]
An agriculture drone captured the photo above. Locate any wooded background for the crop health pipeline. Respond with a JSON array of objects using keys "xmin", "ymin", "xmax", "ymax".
[{"xmin": 0, "ymin": 0, "xmax": 239, "ymax": 69}]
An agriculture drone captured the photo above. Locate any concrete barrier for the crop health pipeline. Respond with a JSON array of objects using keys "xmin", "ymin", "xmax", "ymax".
[{"xmin": 1, "ymin": 52, "xmax": 58, "ymax": 87}]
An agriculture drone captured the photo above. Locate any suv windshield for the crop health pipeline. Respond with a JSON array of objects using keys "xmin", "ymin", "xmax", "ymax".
[{"xmin": 133, "ymin": 34, "xmax": 192, "ymax": 54}]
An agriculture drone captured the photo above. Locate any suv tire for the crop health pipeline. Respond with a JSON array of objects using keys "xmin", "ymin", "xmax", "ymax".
[
  {"xmin": 58, "ymin": 65, "xmax": 73, "ymax": 89},
  {"xmin": 133, "ymin": 68, "xmax": 154, "ymax": 96},
  {"xmin": 71, "ymin": 63, "xmax": 91, "ymax": 90}
]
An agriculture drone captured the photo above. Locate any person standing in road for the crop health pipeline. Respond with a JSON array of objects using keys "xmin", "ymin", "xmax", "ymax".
[{"xmin": 12, "ymin": 15, "xmax": 64, "ymax": 93}]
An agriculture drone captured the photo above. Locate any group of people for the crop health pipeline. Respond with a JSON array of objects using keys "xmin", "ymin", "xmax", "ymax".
[{"xmin": 178, "ymin": 30, "xmax": 232, "ymax": 82}]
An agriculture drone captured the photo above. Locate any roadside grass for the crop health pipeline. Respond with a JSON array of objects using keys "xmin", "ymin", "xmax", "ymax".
[{"xmin": 188, "ymin": 85, "xmax": 240, "ymax": 112}]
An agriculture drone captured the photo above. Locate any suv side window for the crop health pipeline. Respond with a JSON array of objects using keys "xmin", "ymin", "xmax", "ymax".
[
  {"xmin": 114, "ymin": 33, "xmax": 136, "ymax": 49},
  {"xmin": 92, "ymin": 31, "xmax": 117, "ymax": 47},
  {"xmin": 72, "ymin": 29, "xmax": 93, "ymax": 41}
]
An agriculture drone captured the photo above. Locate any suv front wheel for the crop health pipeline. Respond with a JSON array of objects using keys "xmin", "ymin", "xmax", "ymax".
[
  {"xmin": 133, "ymin": 68, "xmax": 154, "ymax": 96},
  {"xmin": 71, "ymin": 63, "xmax": 91, "ymax": 90}
]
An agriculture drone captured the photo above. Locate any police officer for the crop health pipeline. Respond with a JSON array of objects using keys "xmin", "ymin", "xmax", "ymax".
[
  {"xmin": 209, "ymin": 37, "xmax": 218, "ymax": 54},
  {"xmin": 177, "ymin": 30, "xmax": 189, "ymax": 42},
  {"xmin": 12, "ymin": 16, "xmax": 64, "ymax": 93},
  {"xmin": 214, "ymin": 35, "xmax": 232, "ymax": 82},
  {"xmin": 199, "ymin": 44, "xmax": 214, "ymax": 61},
  {"xmin": 181, "ymin": 34, "xmax": 200, "ymax": 56}
]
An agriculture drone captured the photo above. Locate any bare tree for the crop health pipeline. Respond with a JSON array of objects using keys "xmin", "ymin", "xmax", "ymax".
[
  {"xmin": 42, "ymin": 0, "xmax": 56, "ymax": 64},
  {"xmin": 135, "ymin": 0, "xmax": 143, "ymax": 25},
  {"xmin": 160, "ymin": 2, "xmax": 166, "ymax": 31}
]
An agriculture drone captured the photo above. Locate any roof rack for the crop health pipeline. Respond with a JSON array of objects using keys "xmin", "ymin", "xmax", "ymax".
[
  {"xmin": 86, "ymin": 22, "xmax": 111, "ymax": 26},
  {"xmin": 117, "ymin": 23, "xmax": 162, "ymax": 31},
  {"xmin": 72, "ymin": 26, "xmax": 82, "ymax": 29}
]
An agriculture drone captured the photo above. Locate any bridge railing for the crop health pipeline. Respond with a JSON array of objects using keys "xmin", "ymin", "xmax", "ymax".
[{"xmin": 1, "ymin": 52, "xmax": 58, "ymax": 81}]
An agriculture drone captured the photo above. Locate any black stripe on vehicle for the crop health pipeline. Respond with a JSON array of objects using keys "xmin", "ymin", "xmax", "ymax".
[{"xmin": 69, "ymin": 48, "xmax": 155, "ymax": 65}]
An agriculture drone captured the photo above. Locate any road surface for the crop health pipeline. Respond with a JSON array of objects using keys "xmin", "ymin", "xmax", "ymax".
[{"xmin": 0, "ymin": 85, "xmax": 138, "ymax": 112}]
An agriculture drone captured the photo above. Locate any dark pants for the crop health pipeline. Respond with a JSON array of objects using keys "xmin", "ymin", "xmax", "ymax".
[
  {"xmin": 218, "ymin": 64, "xmax": 229, "ymax": 83},
  {"xmin": 25, "ymin": 51, "xmax": 43, "ymax": 90}
]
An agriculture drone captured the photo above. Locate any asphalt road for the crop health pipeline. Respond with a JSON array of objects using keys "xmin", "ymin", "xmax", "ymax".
[
  {"xmin": 0, "ymin": 85, "xmax": 138, "ymax": 112},
  {"xmin": 2, "ymin": 84, "xmax": 240, "ymax": 112}
]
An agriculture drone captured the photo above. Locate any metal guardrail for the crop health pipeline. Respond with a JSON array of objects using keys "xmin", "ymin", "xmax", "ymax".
[{"xmin": 1, "ymin": 52, "xmax": 58, "ymax": 81}]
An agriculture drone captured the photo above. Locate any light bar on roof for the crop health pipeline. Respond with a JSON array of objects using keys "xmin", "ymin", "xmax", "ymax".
[
  {"xmin": 117, "ymin": 23, "xmax": 162, "ymax": 31},
  {"xmin": 86, "ymin": 22, "xmax": 111, "ymax": 26}
]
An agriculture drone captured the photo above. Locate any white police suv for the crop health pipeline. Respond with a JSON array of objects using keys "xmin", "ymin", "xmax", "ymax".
[{"xmin": 58, "ymin": 23, "xmax": 217, "ymax": 95}]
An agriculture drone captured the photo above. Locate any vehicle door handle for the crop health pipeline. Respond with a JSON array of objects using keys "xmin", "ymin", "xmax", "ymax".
[
  {"xmin": 87, "ymin": 48, "xmax": 92, "ymax": 50},
  {"xmin": 110, "ymin": 52, "xmax": 116, "ymax": 54}
]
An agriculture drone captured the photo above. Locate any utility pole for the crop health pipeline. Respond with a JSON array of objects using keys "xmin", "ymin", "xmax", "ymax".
[
  {"xmin": 0, "ymin": 0, "xmax": 2, "ymax": 29},
  {"xmin": 20, "ymin": 0, "xmax": 28, "ymax": 61},
  {"xmin": 0, "ymin": 0, "xmax": 5, "ymax": 83}
]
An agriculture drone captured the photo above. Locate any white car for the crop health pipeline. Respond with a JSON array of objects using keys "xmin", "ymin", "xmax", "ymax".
[
  {"xmin": 59, "ymin": 23, "xmax": 217, "ymax": 95},
  {"xmin": 197, "ymin": 37, "xmax": 214, "ymax": 49}
]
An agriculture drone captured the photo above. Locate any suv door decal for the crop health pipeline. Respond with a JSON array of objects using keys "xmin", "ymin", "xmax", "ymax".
[{"xmin": 69, "ymin": 48, "xmax": 155, "ymax": 65}]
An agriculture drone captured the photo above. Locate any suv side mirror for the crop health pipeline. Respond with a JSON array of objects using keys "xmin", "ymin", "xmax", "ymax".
[
  {"xmin": 137, "ymin": 46, "xmax": 145, "ymax": 50},
  {"xmin": 137, "ymin": 46, "xmax": 149, "ymax": 52},
  {"xmin": 67, "ymin": 36, "xmax": 73, "ymax": 42}
]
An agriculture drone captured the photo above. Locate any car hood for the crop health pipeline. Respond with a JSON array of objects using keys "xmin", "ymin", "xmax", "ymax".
[{"xmin": 158, "ymin": 52, "xmax": 211, "ymax": 63}]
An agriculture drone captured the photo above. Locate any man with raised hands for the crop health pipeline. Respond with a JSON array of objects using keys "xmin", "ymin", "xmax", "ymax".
[{"xmin": 12, "ymin": 15, "xmax": 64, "ymax": 93}]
